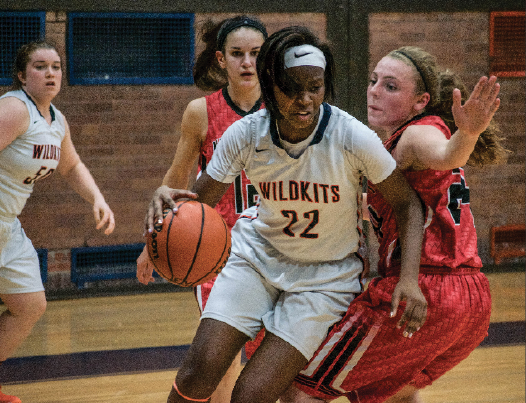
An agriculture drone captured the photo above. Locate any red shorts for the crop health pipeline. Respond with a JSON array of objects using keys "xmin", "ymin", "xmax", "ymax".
[{"xmin": 292, "ymin": 272, "xmax": 491, "ymax": 402}]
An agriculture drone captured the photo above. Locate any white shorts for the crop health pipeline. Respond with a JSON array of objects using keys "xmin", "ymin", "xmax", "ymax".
[
  {"xmin": 201, "ymin": 216, "xmax": 362, "ymax": 359},
  {"xmin": 0, "ymin": 218, "xmax": 44, "ymax": 294}
]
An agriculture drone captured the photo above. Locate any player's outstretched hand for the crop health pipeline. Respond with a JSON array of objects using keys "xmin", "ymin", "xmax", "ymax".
[
  {"xmin": 452, "ymin": 75, "xmax": 500, "ymax": 138},
  {"xmin": 136, "ymin": 247, "xmax": 155, "ymax": 285},
  {"xmin": 144, "ymin": 185, "xmax": 198, "ymax": 234},
  {"xmin": 390, "ymin": 278, "xmax": 428, "ymax": 338}
]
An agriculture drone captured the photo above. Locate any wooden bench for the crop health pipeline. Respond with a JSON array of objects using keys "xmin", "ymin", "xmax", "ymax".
[{"xmin": 490, "ymin": 224, "xmax": 525, "ymax": 265}]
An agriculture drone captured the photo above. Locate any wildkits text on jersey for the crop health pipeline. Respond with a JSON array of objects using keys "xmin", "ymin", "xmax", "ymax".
[
  {"xmin": 33, "ymin": 144, "xmax": 61, "ymax": 161},
  {"xmin": 258, "ymin": 181, "xmax": 340, "ymax": 203}
]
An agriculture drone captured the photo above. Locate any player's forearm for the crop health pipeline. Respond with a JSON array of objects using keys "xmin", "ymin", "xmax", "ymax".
[
  {"xmin": 62, "ymin": 161, "xmax": 106, "ymax": 206},
  {"xmin": 394, "ymin": 190, "xmax": 424, "ymax": 283},
  {"xmin": 162, "ymin": 165, "xmax": 192, "ymax": 189},
  {"xmin": 442, "ymin": 129, "xmax": 480, "ymax": 168}
]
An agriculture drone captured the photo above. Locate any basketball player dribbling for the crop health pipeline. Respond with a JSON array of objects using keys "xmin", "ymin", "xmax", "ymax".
[
  {"xmin": 145, "ymin": 27, "xmax": 427, "ymax": 403},
  {"xmin": 137, "ymin": 15, "xmax": 268, "ymax": 403},
  {"xmin": 279, "ymin": 46, "xmax": 506, "ymax": 403},
  {"xmin": 0, "ymin": 41, "xmax": 115, "ymax": 403}
]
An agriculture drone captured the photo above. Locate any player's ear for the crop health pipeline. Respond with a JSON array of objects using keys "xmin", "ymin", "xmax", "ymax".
[
  {"xmin": 216, "ymin": 51, "xmax": 226, "ymax": 69},
  {"xmin": 18, "ymin": 71, "xmax": 26, "ymax": 86},
  {"xmin": 414, "ymin": 92, "xmax": 430, "ymax": 113}
]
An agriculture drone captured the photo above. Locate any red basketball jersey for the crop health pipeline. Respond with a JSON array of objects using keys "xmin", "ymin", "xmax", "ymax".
[
  {"xmin": 367, "ymin": 115, "xmax": 482, "ymax": 277},
  {"xmin": 199, "ymin": 88, "xmax": 263, "ymax": 229}
]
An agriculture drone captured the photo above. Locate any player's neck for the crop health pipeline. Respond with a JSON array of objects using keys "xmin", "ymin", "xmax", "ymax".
[
  {"xmin": 23, "ymin": 88, "xmax": 53, "ymax": 122},
  {"xmin": 226, "ymin": 84, "xmax": 261, "ymax": 113}
]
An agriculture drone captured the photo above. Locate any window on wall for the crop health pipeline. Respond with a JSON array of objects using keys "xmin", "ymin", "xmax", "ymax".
[
  {"xmin": 0, "ymin": 12, "xmax": 46, "ymax": 86},
  {"xmin": 68, "ymin": 12, "xmax": 194, "ymax": 85},
  {"xmin": 489, "ymin": 11, "xmax": 525, "ymax": 77}
]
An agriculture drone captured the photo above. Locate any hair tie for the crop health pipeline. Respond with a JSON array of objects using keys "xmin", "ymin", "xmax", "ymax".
[
  {"xmin": 396, "ymin": 50, "xmax": 428, "ymax": 93},
  {"xmin": 216, "ymin": 18, "xmax": 268, "ymax": 50}
]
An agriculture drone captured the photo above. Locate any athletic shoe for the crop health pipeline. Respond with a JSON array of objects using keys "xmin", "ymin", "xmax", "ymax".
[{"xmin": 0, "ymin": 387, "xmax": 21, "ymax": 403}]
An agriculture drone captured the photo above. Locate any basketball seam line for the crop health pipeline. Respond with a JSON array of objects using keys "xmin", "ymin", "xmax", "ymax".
[
  {"xmin": 165, "ymin": 206, "xmax": 177, "ymax": 283},
  {"xmin": 194, "ymin": 214, "xmax": 230, "ymax": 285},
  {"xmin": 182, "ymin": 202, "xmax": 205, "ymax": 285}
]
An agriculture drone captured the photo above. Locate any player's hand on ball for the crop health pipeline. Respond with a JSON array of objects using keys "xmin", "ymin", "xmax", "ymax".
[
  {"xmin": 145, "ymin": 185, "xmax": 198, "ymax": 234},
  {"xmin": 146, "ymin": 201, "xmax": 231, "ymax": 287}
]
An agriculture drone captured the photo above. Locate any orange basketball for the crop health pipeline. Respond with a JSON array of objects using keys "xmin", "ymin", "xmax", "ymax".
[{"xmin": 146, "ymin": 200, "xmax": 231, "ymax": 287}]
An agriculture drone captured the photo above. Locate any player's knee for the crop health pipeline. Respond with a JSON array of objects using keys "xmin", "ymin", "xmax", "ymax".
[
  {"xmin": 231, "ymin": 385, "xmax": 260, "ymax": 403},
  {"xmin": 230, "ymin": 377, "xmax": 280, "ymax": 403},
  {"xmin": 175, "ymin": 366, "xmax": 216, "ymax": 398},
  {"xmin": 279, "ymin": 385, "xmax": 327, "ymax": 403},
  {"xmin": 6, "ymin": 294, "xmax": 47, "ymax": 322},
  {"xmin": 28, "ymin": 298, "xmax": 47, "ymax": 322},
  {"xmin": 385, "ymin": 386, "xmax": 421, "ymax": 403},
  {"xmin": 32, "ymin": 297, "xmax": 47, "ymax": 318},
  {"xmin": 175, "ymin": 353, "xmax": 227, "ymax": 397}
]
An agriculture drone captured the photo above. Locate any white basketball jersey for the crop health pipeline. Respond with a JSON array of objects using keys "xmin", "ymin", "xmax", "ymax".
[
  {"xmin": 0, "ymin": 90, "xmax": 65, "ymax": 220},
  {"xmin": 206, "ymin": 104, "xmax": 396, "ymax": 262}
]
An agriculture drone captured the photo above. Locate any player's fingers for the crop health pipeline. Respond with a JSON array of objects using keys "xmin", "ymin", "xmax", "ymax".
[
  {"xmin": 398, "ymin": 302, "xmax": 427, "ymax": 337},
  {"xmin": 93, "ymin": 205, "xmax": 102, "ymax": 226},
  {"xmin": 139, "ymin": 270, "xmax": 155, "ymax": 285},
  {"xmin": 161, "ymin": 192, "xmax": 179, "ymax": 212},
  {"xmin": 486, "ymin": 80, "xmax": 500, "ymax": 108},
  {"xmin": 147, "ymin": 186, "xmax": 172, "ymax": 232},
  {"xmin": 171, "ymin": 191, "xmax": 199, "ymax": 214},
  {"xmin": 390, "ymin": 290, "xmax": 401, "ymax": 320},
  {"xmin": 479, "ymin": 75, "xmax": 498, "ymax": 101},
  {"xmin": 136, "ymin": 248, "xmax": 147, "ymax": 267},
  {"xmin": 94, "ymin": 206, "xmax": 114, "ymax": 235},
  {"xmin": 104, "ymin": 210, "xmax": 115, "ymax": 235},
  {"xmin": 486, "ymin": 76, "xmax": 499, "ymax": 97},
  {"xmin": 145, "ymin": 204, "xmax": 158, "ymax": 234},
  {"xmin": 152, "ymin": 197, "xmax": 166, "ymax": 229},
  {"xmin": 137, "ymin": 269, "xmax": 147, "ymax": 284},
  {"xmin": 397, "ymin": 306, "xmax": 416, "ymax": 337},
  {"xmin": 490, "ymin": 97, "xmax": 501, "ymax": 115},
  {"xmin": 95, "ymin": 207, "xmax": 109, "ymax": 229},
  {"xmin": 470, "ymin": 76, "xmax": 488, "ymax": 100},
  {"xmin": 143, "ymin": 215, "xmax": 149, "ymax": 236},
  {"xmin": 136, "ymin": 250, "xmax": 154, "ymax": 284},
  {"xmin": 417, "ymin": 302, "xmax": 427, "ymax": 327},
  {"xmin": 158, "ymin": 189, "xmax": 197, "ymax": 215},
  {"xmin": 144, "ymin": 195, "xmax": 161, "ymax": 234},
  {"xmin": 138, "ymin": 271, "xmax": 151, "ymax": 285},
  {"xmin": 451, "ymin": 88, "xmax": 462, "ymax": 116},
  {"xmin": 396, "ymin": 304, "xmax": 410, "ymax": 330},
  {"xmin": 402, "ymin": 315, "xmax": 424, "ymax": 337}
]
